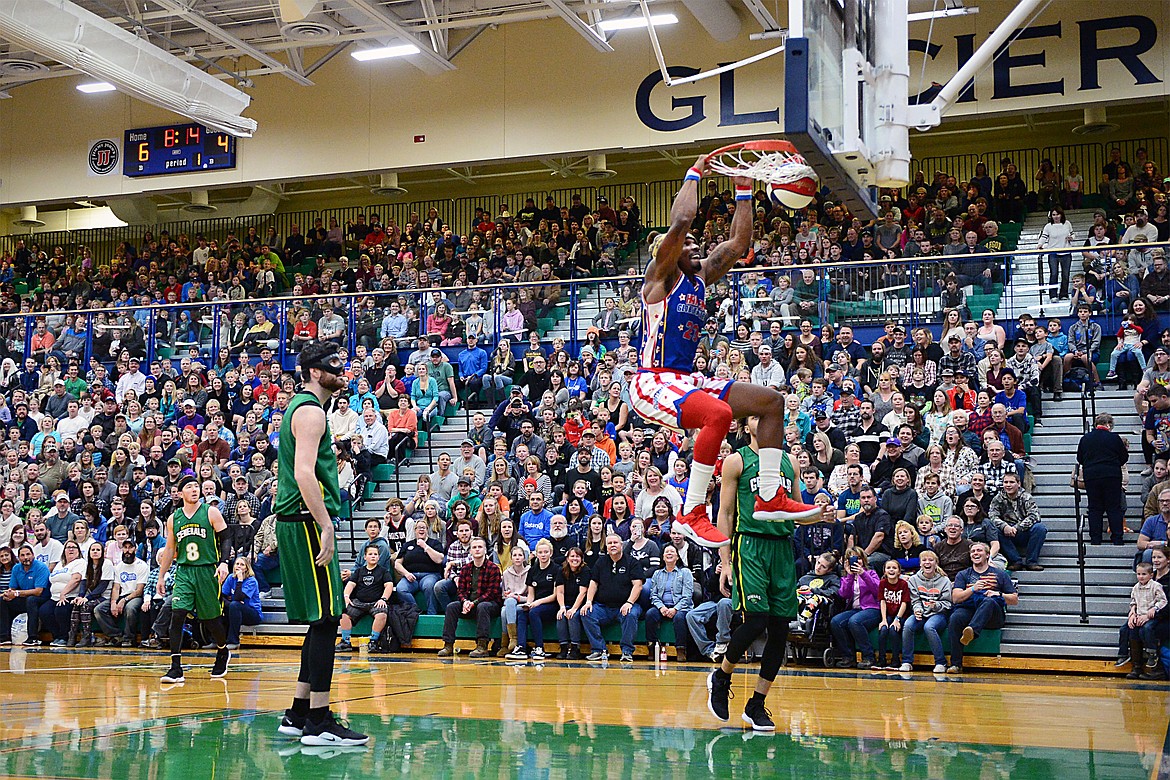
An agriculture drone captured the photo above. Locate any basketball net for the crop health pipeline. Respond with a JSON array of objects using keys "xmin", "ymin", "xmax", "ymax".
[{"xmin": 708, "ymin": 147, "xmax": 818, "ymax": 186}]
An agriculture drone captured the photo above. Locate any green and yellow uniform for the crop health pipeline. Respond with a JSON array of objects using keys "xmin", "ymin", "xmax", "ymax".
[
  {"xmin": 730, "ymin": 446, "xmax": 818, "ymax": 617},
  {"xmin": 170, "ymin": 502, "xmax": 223, "ymax": 619},
  {"xmin": 274, "ymin": 391, "xmax": 345, "ymax": 623}
]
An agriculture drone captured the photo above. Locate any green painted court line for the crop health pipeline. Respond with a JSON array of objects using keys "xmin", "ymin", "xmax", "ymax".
[{"xmin": 0, "ymin": 711, "xmax": 1147, "ymax": 780}]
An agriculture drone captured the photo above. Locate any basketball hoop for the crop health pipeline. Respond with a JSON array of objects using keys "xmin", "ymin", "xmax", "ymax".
[
  {"xmin": 707, "ymin": 140, "xmax": 819, "ymax": 209},
  {"xmin": 706, "ymin": 140, "xmax": 819, "ymax": 186}
]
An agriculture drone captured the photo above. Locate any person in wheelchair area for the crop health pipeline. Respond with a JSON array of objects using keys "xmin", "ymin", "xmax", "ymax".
[{"xmin": 790, "ymin": 552, "xmax": 842, "ymax": 636}]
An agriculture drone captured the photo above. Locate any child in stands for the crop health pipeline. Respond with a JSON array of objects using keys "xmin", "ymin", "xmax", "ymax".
[
  {"xmin": 791, "ymin": 552, "xmax": 841, "ymax": 635},
  {"xmin": 875, "ymin": 559, "xmax": 911, "ymax": 671}
]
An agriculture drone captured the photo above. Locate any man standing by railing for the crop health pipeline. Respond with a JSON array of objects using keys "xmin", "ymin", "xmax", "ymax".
[{"xmin": 1076, "ymin": 413, "xmax": 1129, "ymax": 546}]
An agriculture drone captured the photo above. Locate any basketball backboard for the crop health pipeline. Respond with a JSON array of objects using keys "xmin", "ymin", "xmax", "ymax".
[{"xmin": 784, "ymin": 0, "xmax": 909, "ymax": 220}]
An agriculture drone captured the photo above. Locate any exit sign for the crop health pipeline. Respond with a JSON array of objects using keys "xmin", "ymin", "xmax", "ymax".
[{"xmin": 414, "ymin": 134, "xmax": 425, "ymax": 143}]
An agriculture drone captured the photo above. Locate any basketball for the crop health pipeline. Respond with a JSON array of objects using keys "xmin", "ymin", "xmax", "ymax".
[{"xmin": 768, "ymin": 177, "xmax": 818, "ymax": 209}]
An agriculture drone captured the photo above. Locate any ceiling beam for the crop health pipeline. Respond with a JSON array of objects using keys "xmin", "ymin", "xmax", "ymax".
[
  {"xmin": 543, "ymin": 0, "xmax": 614, "ymax": 52},
  {"xmin": 740, "ymin": 0, "xmax": 780, "ymax": 31},
  {"xmin": 287, "ymin": 46, "xmax": 305, "ymax": 77},
  {"xmin": 344, "ymin": 0, "xmax": 456, "ymax": 72},
  {"xmin": 150, "ymin": 0, "xmax": 313, "ymax": 85},
  {"xmin": 445, "ymin": 167, "xmax": 477, "ymax": 185},
  {"xmin": 304, "ymin": 42, "xmax": 352, "ymax": 77},
  {"xmin": 419, "ymin": 0, "xmax": 448, "ymax": 58},
  {"xmin": 448, "ymin": 25, "xmax": 488, "ymax": 60}
]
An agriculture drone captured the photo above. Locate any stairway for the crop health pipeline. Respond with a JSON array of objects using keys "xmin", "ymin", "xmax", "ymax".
[
  {"xmin": 1005, "ymin": 389, "xmax": 1139, "ymax": 659},
  {"xmin": 1002, "ymin": 207, "xmax": 1100, "ymax": 321}
]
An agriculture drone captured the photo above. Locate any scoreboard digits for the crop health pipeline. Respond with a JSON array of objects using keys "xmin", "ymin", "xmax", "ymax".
[{"xmin": 123, "ymin": 123, "xmax": 237, "ymax": 177}]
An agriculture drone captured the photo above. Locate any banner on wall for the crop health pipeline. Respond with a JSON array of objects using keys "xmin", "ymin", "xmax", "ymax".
[{"xmin": 87, "ymin": 139, "xmax": 120, "ymax": 177}]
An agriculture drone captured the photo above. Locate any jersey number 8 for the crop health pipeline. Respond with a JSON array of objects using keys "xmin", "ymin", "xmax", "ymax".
[{"xmin": 185, "ymin": 541, "xmax": 200, "ymax": 561}]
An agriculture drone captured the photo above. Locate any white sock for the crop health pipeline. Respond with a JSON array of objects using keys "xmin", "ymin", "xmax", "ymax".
[
  {"xmin": 757, "ymin": 447, "xmax": 783, "ymax": 501},
  {"xmin": 683, "ymin": 462, "xmax": 716, "ymax": 514}
]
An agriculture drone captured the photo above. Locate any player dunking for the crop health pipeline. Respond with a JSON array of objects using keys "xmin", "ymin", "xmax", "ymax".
[
  {"xmin": 632, "ymin": 154, "xmax": 813, "ymax": 548},
  {"xmin": 156, "ymin": 475, "xmax": 232, "ymax": 683},
  {"xmin": 707, "ymin": 416, "xmax": 832, "ymax": 731},
  {"xmin": 274, "ymin": 340, "xmax": 369, "ymax": 748}
]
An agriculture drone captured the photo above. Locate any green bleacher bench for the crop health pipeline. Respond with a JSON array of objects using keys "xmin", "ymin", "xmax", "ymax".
[
  {"xmin": 348, "ymin": 590, "xmax": 676, "ymax": 645},
  {"xmin": 829, "ymin": 300, "xmax": 884, "ymax": 319},
  {"xmin": 867, "ymin": 627, "xmax": 1002, "ymax": 655},
  {"xmin": 407, "ymin": 614, "xmax": 676, "ymax": 645}
]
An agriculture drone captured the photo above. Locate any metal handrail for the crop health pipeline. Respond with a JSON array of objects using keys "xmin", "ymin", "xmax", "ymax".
[
  {"xmin": 6, "ymin": 237, "xmax": 1170, "ymax": 325},
  {"xmin": 1073, "ymin": 383, "xmax": 1094, "ymax": 624}
]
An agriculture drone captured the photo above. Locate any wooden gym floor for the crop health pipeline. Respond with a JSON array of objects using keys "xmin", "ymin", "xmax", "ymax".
[{"xmin": 0, "ymin": 648, "xmax": 1165, "ymax": 779}]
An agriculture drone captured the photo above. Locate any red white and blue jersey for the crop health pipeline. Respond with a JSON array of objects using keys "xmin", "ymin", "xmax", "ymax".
[{"xmin": 640, "ymin": 273, "xmax": 706, "ymax": 371}]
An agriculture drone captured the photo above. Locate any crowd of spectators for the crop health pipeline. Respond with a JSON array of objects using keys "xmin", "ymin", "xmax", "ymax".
[{"xmin": 3, "ymin": 146, "xmax": 1167, "ymax": 667}]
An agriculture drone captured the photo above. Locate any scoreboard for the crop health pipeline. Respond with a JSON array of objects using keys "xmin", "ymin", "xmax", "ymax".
[{"xmin": 122, "ymin": 123, "xmax": 237, "ymax": 177}]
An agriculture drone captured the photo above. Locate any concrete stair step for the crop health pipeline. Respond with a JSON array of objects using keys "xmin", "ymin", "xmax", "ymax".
[
  {"xmin": 1005, "ymin": 610, "xmax": 1127, "ymax": 626},
  {"xmin": 1001, "ymin": 625, "xmax": 1119, "ymax": 645},
  {"xmin": 997, "ymin": 642, "xmax": 1115, "ymax": 658},
  {"xmin": 1041, "ymin": 541, "xmax": 1133, "ymax": 558},
  {"xmin": 253, "ymin": 623, "xmax": 308, "ymax": 635},
  {"xmin": 1008, "ymin": 569, "xmax": 1134, "ymax": 586},
  {"xmin": 1016, "ymin": 582, "xmax": 1132, "ymax": 598},
  {"xmin": 1011, "ymin": 600, "xmax": 1127, "ymax": 619}
]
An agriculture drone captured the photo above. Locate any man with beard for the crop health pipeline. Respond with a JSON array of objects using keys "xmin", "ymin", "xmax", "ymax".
[
  {"xmin": 544, "ymin": 514, "xmax": 580, "ymax": 565},
  {"xmin": 271, "ymin": 341, "xmax": 368, "ymax": 748}
]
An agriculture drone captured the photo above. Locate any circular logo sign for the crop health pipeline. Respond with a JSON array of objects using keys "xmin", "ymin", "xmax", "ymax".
[{"xmin": 88, "ymin": 139, "xmax": 119, "ymax": 175}]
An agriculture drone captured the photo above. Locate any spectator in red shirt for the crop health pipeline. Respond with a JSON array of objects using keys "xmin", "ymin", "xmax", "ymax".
[
  {"xmin": 875, "ymin": 559, "xmax": 912, "ymax": 670},
  {"xmin": 291, "ymin": 310, "xmax": 317, "ymax": 352}
]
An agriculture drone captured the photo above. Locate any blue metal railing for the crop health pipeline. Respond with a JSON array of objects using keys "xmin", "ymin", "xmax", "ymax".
[{"xmin": 11, "ymin": 239, "xmax": 1170, "ymax": 373}]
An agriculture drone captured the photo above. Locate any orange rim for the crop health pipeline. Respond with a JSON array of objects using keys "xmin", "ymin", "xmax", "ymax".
[{"xmin": 708, "ymin": 139, "xmax": 800, "ymax": 158}]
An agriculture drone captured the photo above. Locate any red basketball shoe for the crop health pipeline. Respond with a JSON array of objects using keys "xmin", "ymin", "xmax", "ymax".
[
  {"xmin": 754, "ymin": 493, "xmax": 822, "ymax": 523},
  {"xmin": 673, "ymin": 505, "xmax": 729, "ymax": 548}
]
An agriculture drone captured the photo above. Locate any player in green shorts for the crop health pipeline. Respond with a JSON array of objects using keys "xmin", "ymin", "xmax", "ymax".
[
  {"xmin": 273, "ymin": 340, "xmax": 368, "ymax": 748},
  {"xmin": 156, "ymin": 475, "xmax": 232, "ymax": 683},
  {"xmin": 707, "ymin": 416, "xmax": 835, "ymax": 732}
]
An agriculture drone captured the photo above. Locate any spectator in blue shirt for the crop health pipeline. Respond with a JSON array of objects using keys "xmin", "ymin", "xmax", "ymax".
[
  {"xmin": 457, "ymin": 334, "xmax": 489, "ymax": 408},
  {"xmin": 380, "ymin": 301, "xmax": 409, "ymax": 342},
  {"xmin": 221, "ymin": 557, "xmax": 263, "ymax": 650},
  {"xmin": 1138, "ymin": 490, "xmax": 1170, "ymax": 564},
  {"xmin": 993, "ymin": 370, "xmax": 1030, "ymax": 433},
  {"xmin": 519, "ymin": 492, "xmax": 553, "ymax": 551},
  {"xmin": 824, "ymin": 326, "xmax": 870, "ymax": 369},
  {"xmin": 1, "ymin": 545, "xmax": 50, "ymax": 645}
]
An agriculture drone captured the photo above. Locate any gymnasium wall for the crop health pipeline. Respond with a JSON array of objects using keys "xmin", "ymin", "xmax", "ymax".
[{"xmin": 0, "ymin": 0, "xmax": 1166, "ymax": 208}]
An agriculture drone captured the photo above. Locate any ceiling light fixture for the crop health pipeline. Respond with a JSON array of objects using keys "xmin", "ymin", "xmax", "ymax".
[
  {"xmin": 76, "ymin": 81, "xmax": 116, "ymax": 93},
  {"xmin": 351, "ymin": 44, "xmax": 421, "ymax": 61},
  {"xmin": 0, "ymin": 0, "xmax": 255, "ymax": 136},
  {"xmin": 597, "ymin": 13, "xmax": 678, "ymax": 32}
]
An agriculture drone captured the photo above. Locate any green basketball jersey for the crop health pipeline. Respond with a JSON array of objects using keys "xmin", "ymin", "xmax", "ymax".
[
  {"xmin": 173, "ymin": 502, "xmax": 216, "ymax": 567},
  {"xmin": 733, "ymin": 446, "xmax": 802, "ymax": 538},
  {"xmin": 274, "ymin": 391, "xmax": 342, "ymax": 518}
]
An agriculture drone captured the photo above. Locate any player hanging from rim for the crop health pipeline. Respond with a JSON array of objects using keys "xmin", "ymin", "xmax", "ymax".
[
  {"xmin": 273, "ymin": 340, "xmax": 369, "ymax": 748},
  {"xmin": 156, "ymin": 474, "xmax": 232, "ymax": 684},
  {"xmin": 706, "ymin": 415, "xmax": 833, "ymax": 731},
  {"xmin": 633, "ymin": 153, "xmax": 813, "ymax": 549}
]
